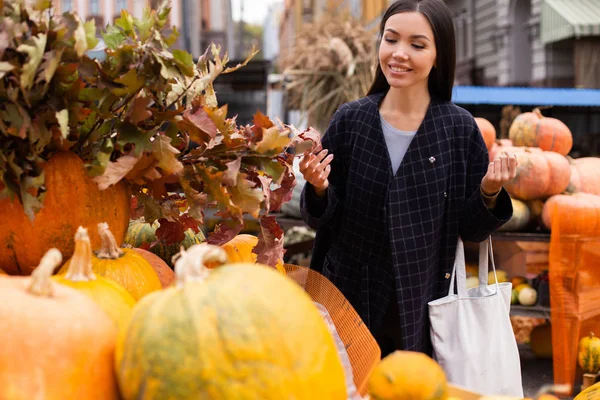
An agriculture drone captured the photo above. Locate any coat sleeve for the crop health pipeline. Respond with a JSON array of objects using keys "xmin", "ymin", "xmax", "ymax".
[
  {"xmin": 458, "ymin": 119, "xmax": 513, "ymax": 242},
  {"xmin": 300, "ymin": 106, "xmax": 347, "ymax": 230}
]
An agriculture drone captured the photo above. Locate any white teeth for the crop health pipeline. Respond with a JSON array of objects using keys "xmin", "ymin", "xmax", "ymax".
[{"xmin": 390, "ymin": 66, "xmax": 409, "ymax": 72}]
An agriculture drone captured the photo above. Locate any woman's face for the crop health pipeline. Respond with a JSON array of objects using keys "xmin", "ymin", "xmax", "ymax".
[{"xmin": 378, "ymin": 12, "xmax": 437, "ymax": 92}]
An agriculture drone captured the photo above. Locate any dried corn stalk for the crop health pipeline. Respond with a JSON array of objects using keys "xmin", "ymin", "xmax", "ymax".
[{"xmin": 280, "ymin": 14, "xmax": 376, "ymax": 133}]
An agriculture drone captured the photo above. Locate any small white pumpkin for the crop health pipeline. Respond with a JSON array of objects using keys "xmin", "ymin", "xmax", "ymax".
[{"xmin": 518, "ymin": 287, "xmax": 538, "ymax": 306}]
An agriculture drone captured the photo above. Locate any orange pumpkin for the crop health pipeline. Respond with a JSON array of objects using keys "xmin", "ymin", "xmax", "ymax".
[
  {"xmin": 475, "ymin": 117, "xmax": 497, "ymax": 154},
  {"xmin": 567, "ymin": 157, "xmax": 600, "ymax": 195},
  {"xmin": 542, "ymin": 192, "xmax": 600, "ymax": 234},
  {"xmin": 53, "ymin": 227, "xmax": 136, "ymax": 330},
  {"xmin": 368, "ymin": 350, "xmax": 447, "ymax": 400},
  {"xmin": 0, "ymin": 248, "xmax": 119, "ymax": 399},
  {"xmin": 509, "ymin": 109, "xmax": 573, "ymax": 155},
  {"xmin": 504, "ymin": 148, "xmax": 571, "ymax": 200},
  {"xmin": 58, "ymin": 223, "xmax": 162, "ymax": 300},
  {"xmin": 0, "ymin": 152, "xmax": 130, "ymax": 275},
  {"xmin": 132, "ymin": 247, "xmax": 175, "ymax": 288}
]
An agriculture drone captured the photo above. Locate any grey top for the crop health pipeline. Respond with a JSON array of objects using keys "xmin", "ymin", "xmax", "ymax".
[{"xmin": 380, "ymin": 115, "xmax": 417, "ymax": 174}]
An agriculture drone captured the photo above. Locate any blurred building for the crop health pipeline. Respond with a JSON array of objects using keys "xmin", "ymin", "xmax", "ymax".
[{"xmin": 56, "ymin": 0, "xmax": 235, "ymax": 59}]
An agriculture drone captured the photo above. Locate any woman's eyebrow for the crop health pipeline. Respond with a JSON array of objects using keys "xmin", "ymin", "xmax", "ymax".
[{"xmin": 384, "ymin": 28, "xmax": 431, "ymax": 42}]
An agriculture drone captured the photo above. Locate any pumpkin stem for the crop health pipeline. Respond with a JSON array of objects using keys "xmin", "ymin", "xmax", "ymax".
[
  {"xmin": 173, "ymin": 243, "xmax": 228, "ymax": 287},
  {"xmin": 28, "ymin": 248, "xmax": 63, "ymax": 297},
  {"xmin": 533, "ymin": 108, "xmax": 544, "ymax": 118},
  {"xmin": 96, "ymin": 222, "xmax": 124, "ymax": 259},
  {"xmin": 64, "ymin": 227, "xmax": 97, "ymax": 282}
]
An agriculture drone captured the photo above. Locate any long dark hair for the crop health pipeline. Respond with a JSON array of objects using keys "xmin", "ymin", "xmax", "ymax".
[{"xmin": 367, "ymin": 0, "xmax": 456, "ymax": 101}]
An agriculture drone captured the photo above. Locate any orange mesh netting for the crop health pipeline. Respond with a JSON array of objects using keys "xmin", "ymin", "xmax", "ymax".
[
  {"xmin": 283, "ymin": 264, "xmax": 381, "ymax": 396},
  {"xmin": 549, "ymin": 204, "xmax": 600, "ymax": 393}
]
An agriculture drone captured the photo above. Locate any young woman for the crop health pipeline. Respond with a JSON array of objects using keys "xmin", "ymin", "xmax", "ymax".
[{"xmin": 299, "ymin": 0, "xmax": 517, "ymax": 357}]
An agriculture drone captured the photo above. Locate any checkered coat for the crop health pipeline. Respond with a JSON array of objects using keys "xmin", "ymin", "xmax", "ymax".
[{"xmin": 300, "ymin": 93, "xmax": 512, "ymax": 354}]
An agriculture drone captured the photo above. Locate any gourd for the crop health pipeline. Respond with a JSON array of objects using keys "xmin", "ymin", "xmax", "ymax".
[
  {"xmin": 216, "ymin": 234, "xmax": 286, "ymax": 274},
  {"xmin": 0, "ymin": 151, "xmax": 130, "ymax": 275},
  {"xmin": 115, "ymin": 244, "xmax": 347, "ymax": 400},
  {"xmin": 124, "ymin": 219, "xmax": 205, "ymax": 266},
  {"xmin": 541, "ymin": 192, "xmax": 600, "ymax": 234},
  {"xmin": 0, "ymin": 248, "xmax": 119, "ymax": 399},
  {"xmin": 578, "ymin": 332, "xmax": 600, "ymax": 374},
  {"xmin": 567, "ymin": 157, "xmax": 600, "ymax": 195},
  {"xmin": 475, "ymin": 117, "xmax": 496, "ymax": 154},
  {"xmin": 59, "ymin": 223, "xmax": 162, "ymax": 300},
  {"xmin": 368, "ymin": 350, "xmax": 448, "ymax": 400},
  {"xmin": 509, "ymin": 108, "xmax": 573, "ymax": 155},
  {"xmin": 53, "ymin": 227, "xmax": 136, "ymax": 330},
  {"xmin": 131, "ymin": 247, "xmax": 175, "ymax": 288}
]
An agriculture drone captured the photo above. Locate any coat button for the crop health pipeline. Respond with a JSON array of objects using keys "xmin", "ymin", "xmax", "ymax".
[
  {"xmin": 443, "ymin": 191, "xmax": 448, "ymax": 198},
  {"xmin": 445, "ymin": 273, "xmax": 451, "ymax": 279},
  {"xmin": 429, "ymin": 156, "xmax": 436, "ymax": 164}
]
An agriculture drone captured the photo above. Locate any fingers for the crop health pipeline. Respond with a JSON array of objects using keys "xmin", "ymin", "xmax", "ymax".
[{"xmin": 299, "ymin": 149, "xmax": 333, "ymax": 190}]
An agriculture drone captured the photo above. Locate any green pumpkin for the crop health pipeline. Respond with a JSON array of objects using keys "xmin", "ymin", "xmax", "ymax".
[{"xmin": 124, "ymin": 219, "xmax": 206, "ymax": 266}]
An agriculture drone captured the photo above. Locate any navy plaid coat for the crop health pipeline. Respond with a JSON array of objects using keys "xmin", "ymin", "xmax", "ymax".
[{"xmin": 300, "ymin": 93, "xmax": 512, "ymax": 354}]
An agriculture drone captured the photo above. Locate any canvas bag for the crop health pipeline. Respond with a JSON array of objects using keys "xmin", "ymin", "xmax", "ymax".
[{"xmin": 428, "ymin": 237, "xmax": 523, "ymax": 397}]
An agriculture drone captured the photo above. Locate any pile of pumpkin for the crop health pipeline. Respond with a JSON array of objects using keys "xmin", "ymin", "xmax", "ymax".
[{"xmin": 475, "ymin": 110, "xmax": 600, "ymax": 235}]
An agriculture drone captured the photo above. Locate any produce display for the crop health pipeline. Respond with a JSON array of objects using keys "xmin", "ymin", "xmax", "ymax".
[{"xmin": 578, "ymin": 333, "xmax": 600, "ymax": 374}]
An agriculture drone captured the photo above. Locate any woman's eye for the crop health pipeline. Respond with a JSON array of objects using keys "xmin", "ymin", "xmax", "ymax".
[
  {"xmin": 412, "ymin": 44, "xmax": 425, "ymax": 49},
  {"xmin": 384, "ymin": 38, "xmax": 397, "ymax": 44}
]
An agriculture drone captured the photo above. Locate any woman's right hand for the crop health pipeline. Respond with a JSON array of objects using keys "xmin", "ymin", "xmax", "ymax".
[{"xmin": 299, "ymin": 149, "xmax": 334, "ymax": 197}]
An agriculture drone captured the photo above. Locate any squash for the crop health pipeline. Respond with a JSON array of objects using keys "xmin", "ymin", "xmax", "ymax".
[
  {"xmin": 475, "ymin": 117, "xmax": 496, "ymax": 154},
  {"xmin": 52, "ymin": 227, "xmax": 136, "ymax": 330},
  {"xmin": 541, "ymin": 192, "xmax": 600, "ymax": 234},
  {"xmin": 504, "ymin": 148, "xmax": 571, "ymax": 200},
  {"xmin": 509, "ymin": 108, "xmax": 573, "ymax": 155},
  {"xmin": 567, "ymin": 157, "xmax": 600, "ymax": 195},
  {"xmin": 124, "ymin": 219, "xmax": 205, "ymax": 266},
  {"xmin": 59, "ymin": 223, "xmax": 162, "ymax": 301},
  {"xmin": 498, "ymin": 198, "xmax": 531, "ymax": 232},
  {"xmin": 578, "ymin": 332, "xmax": 600, "ymax": 374},
  {"xmin": 518, "ymin": 287, "xmax": 537, "ymax": 306},
  {"xmin": 0, "ymin": 248, "xmax": 119, "ymax": 399},
  {"xmin": 368, "ymin": 350, "xmax": 448, "ymax": 400},
  {"xmin": 131, "ymin": 248, "xmax": 175, "ymax": 288},
  {"xmin": 529, "ymin": 323, "xmax": 553, "ymax": 358},
  {"xmin": 575, "ymin": 380, "xmax": 600, "ymax": 400},
  {"xmin": 115, "ymin": 244, "xmax": 347, "ymax": 400},
  {"xmin": 0, "ymin": 151, "xmax": 130, "ymax": 275}
]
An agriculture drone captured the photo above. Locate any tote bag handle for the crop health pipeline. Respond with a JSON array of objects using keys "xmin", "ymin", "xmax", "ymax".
[{"xmin": 448, "ymin": 237, "xmax": 499, "ymax": 298}]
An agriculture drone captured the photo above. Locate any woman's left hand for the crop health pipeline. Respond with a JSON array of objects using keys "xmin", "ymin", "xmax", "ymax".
[{"xmin": 481, "ymin": 152, "xmax": 518, "ymax": 195}]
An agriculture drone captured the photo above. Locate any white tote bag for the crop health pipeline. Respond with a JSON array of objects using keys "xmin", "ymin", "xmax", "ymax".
[{"xmin": 428, "ymin": 237, "xmax": 523, "ymax": 397}]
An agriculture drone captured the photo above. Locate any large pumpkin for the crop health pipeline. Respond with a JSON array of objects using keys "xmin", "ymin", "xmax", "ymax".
[
  {"xmin": 368, "ymin": 350, "xmax": 447, "ymax": 400},
  {"xmin": 124, "ymin": 219, "xmax": 205, "ymax": 266},
  {"xmin": 53, "ymin": 227, "xmax": 136, "ymax": 330},
  {"xmin": 475, "ymin": 117, "xmax": 497, "ymax": 155},
  {"xmin": 0, "ymin": 248, "xmax": 119, "ymax": 399},
  {"xmin": 541, "ymin": 192, "xmax": 600, "ymax": 234},
  {"xmin": 0, "ymin": 152, "xmax": 130, "ymax": 275},
  {"xmin": 566, "ymin": 157, "xmax": 600, "ymax": 195},
  {"xmin": 116, "ymin": 244, "xmax": 347, "ymax": 399},
  {"xmin": 509, "ymin": 108, "xmax": 573, "ymax": 155},
  {"xmin": 504, "ymin": 148, "xmax": 571, "ymax": 200},
  {"xmin": 578, "ymin": 332, "xmax": 600, "ymax": 374},
  {"xmin": 59, "ymin": 223, "xmax": 162, "ymax": 301}
]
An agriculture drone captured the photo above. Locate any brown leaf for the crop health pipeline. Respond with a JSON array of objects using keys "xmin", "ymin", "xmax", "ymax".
[
  {"xmin": 253, "ymin": 216, "xmax": 285, "ymax": 267},
  {"xmin": 257, "ymin": 174, "xmax": 272, "ymax": 213},
  {"xmin": 253, "ymin": 111, "xmax": 274, "ymax": 130},
  {"xmin": 180, "ymin": 175, "xmax": 207, "ymax": 222},
  {"xmin": 289, "ymin": 126, "xmax": 323, "ymax": 155},
  {"xmin": 183, "ymin": 107, "xmax": 218, "ymax": 139},
  {"xmin": 229, "ymin": 174, "xmax": 264, "ymax": 219},
  {"xmin": 269, "ymin": 167, "xmax": 296, "ymax": 213},
  {"xmin": 155, "ymin": 218, "xmax": 185, "ymax": 246},
  {"xmin": 207, "ymin": 220, "xmax": 244, "ymax": 246},
  {"xmin": 150, "ymin": 134, "xmax": 183, "ymax": 177},
  {"xmin": 178, "ymin": 213, "xmax": 201, "ymax": 234},
  {"xmin": 222, "ymin": 157, "xmax": 241, "ymax": 186},
  {"xmin": 128, "ymin": 95, "xmax": 153, "ymax": 124},
  {"xmin": 254, "ymin": 126, "xmax": 292, "ymax": 154},
  {"xmin": 94, "ymin": 155, "xmax": 139, "ymax": 190},
  {"xmin": 124, "ymin": 153, "xmax": 161, "ymax": 184}
]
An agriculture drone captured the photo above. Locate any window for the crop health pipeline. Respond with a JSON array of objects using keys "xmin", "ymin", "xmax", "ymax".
[
  {"xmin": 61, "ymin": 0, "xmax": 72, "ymax": 12},
  {"xmin": 116, "ymin": 0, "xmax": 127, "ymax": 12},
  {"xmin": 89, "ymin": 0, "xmax": 99, "ymax": 15}
]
